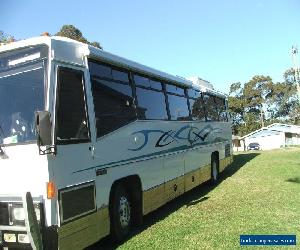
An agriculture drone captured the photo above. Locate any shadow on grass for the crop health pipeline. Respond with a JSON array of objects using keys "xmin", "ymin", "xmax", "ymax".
[
  {"xmin": 222, "ymin": 153, "xmax": 259, "ymax": 179},
  {"xmin": 88, "ymin": 152, "xmax": 259, "ymax": 250},
  {"xmin": 286, "ymin": 177, "xmax": 300, "ymax": 184}
]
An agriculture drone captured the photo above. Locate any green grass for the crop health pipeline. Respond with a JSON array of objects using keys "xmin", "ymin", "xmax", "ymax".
[{"xmin": 93, "ymin": 148, "xmax": 300, "ymax": 250}]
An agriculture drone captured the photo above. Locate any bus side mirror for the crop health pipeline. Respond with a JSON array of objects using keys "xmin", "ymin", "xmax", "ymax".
[{"xmin": 35, "ymin": 111, "xmax": 52, "ymax": 146}]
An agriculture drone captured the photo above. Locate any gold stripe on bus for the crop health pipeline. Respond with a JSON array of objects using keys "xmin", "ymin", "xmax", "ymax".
[
  {"xmin": 219, "ymin": 156, "xmax": 233, "ymax": 172},
  {"xmin": 143, "ymin": 157, "xmax": 232, "ymax": 216},
  {"xmin": 165, "ymin": 175, "xmax": 185, "ymax": 203},
  {"xmin": 184, "ymin": 169, "xmax": 200, "ymax": 192},
  {"xmin": 58, "ymin": 207, "xmax": 109, "ymax": 250},
  {"xmin": 143, "ymin": 183, "xmax": 165, "ymax": 215},
  {"xmin": 199, "ymin": 165, "xmax": 211, "ymax": 183}
]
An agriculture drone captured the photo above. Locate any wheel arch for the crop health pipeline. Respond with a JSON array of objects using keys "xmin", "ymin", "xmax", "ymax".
[
  {"xmin": 211, "ymin": 151, "xmax": 220, "ymax": 164},
  {"xmin": 109, "ymin": 174, "xmax": 143, "ymax": 227}
]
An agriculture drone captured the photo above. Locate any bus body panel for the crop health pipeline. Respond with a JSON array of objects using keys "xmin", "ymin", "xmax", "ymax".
[
  {"xmin": 0, "ymin": 36, "xmax": 233, "ymax": 249},
  {"xmin": 0, "ymin": 144, "xmax": 48, "ymax": 198}
]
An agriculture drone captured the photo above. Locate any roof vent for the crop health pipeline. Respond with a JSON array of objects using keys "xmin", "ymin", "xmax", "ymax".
[{"xmin": 186, "ymin": 76, "xmax": 214, "ymax": 90}]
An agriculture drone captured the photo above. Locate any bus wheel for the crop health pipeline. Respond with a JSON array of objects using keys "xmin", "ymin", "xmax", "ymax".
[
  {"xmin": 110, "ymin": 184, "xmax": 131, "ymax": 242},
  {"xmin": 211, "ymin": 155, "xmax": 219, "ymax": 185}
]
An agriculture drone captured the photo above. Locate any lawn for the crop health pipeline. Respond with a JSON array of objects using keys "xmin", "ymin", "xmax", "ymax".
[{"xmin": 93, "ymin": 148, "xmax": 300, "ymax": 249}]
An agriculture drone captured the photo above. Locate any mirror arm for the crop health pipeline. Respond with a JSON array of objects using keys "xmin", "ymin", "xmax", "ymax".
[
  {"xmin": 38, "ymin": 144, "xmax": 56, "ymax": 156},
  {"xmin": 35, "ymin": 111, "xmax": 56, "ymax": 155}
]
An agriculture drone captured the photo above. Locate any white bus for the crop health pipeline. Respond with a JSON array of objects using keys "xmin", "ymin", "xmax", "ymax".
[{"xmin": 0, "ymin": 36, "xmax": 233, "ymax": 250}]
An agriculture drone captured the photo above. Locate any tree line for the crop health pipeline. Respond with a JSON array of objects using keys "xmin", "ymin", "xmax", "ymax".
[
  {"xmin": 1, "ymin": 25, "xmax": 102, "ymax": 49},
  {"xmin": 228, "ymin": 70, "xmax": 300, "ymax": 136}
]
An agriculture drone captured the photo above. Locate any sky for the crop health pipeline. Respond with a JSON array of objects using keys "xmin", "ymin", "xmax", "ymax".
[{"xmin": 1, "ymin": 0, "xmax": 300, "ymax": 93}]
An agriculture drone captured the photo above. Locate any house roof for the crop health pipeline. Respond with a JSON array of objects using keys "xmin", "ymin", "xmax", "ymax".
[{"xmin": 241, "ymin": 123, "xmax": 300, "ymax": 139}]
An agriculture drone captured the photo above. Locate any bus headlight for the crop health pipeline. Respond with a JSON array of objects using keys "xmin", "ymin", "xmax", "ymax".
[
  {"xmin": 9, "ymin": 203, "xmax": 41, "ymax": 225},
  {"xmin": 12, "ymin": 207, "xmax": 25, "ymax": 221}
]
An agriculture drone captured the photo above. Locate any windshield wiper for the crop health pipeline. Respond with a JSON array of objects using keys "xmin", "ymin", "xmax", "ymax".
[
  {"xmin": 0, "ymin": 123, "xmax": 8, "ymax": 159},
  {"xmin": 0, "ymin": 146, "xmax": 7, "ymax": 159}
]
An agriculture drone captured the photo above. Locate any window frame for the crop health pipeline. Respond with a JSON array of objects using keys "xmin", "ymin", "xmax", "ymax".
[
  {"xmin": 54, "ymin": 66, "xmax": 91, "ymax": 145},
  {"xmin": 167, "ymin": 93, "xmax": 190, "ymax": 121},
  {"xmin": 188, "ymin": 90, "xmax": 207, "ymax": 122},
  {"xmin": 165, "ymin": 83, "xmax": 189, "ymax": 121},
  {"xmin": 88, "ymin": 59, "xmax": 231, "ymax": 123},
  {"xmin": 133, "ymin": 73, "xmax": 169, "ymax": 121},
  {"xmin": 165, "ymin": 83, "xmax": 186, "ymax": 96},
  {"xmin": 88, "ymin": 60, "xmax": 137, "ymax": 138},
  {"xmin": 215, "ymin": 96, "xmax": 228, "ymax": 122}
]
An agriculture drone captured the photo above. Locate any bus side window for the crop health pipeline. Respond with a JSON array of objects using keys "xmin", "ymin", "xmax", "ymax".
[
  {"xmin": 56, "ymin": 68, "xmax": 90, "ymax": 143},
  {"xmin": 167, "ymin": 94, "xmax": 189, "ymax": 121},
  {"xmin": 165, "ymin": 84, "xmax": 189, "ymax": 121},
  {"xmin": 203, "ymin": 94, "xmax": 218, "ymax": 121},
  {"xmin": 134, "ymin": 74, "xmax": 168, "ymax": 120},
  {"xmin": 189, "ymin": 95, "xmax": 206, "ymax": 121},
  {"xmin": 135, "ymin": 87, "xmax": 168, "ymax": 120},
  {"xmin": 89, "ymin": 61, "xmax": 136, "ymax": 138},
  {"xmin": 215, "ymin": 97, "xmax": 228, "ymax": 122}
]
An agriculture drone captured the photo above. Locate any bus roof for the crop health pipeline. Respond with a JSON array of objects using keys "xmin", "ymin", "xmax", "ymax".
[{"xmin": 0, "ymin": 36, "xmax": 226, "ymax": 97}]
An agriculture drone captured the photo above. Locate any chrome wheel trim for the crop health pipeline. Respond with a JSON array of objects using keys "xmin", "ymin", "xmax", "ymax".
[{"xmin": 119, "ymin": 196, "xmax": 130, "ymax": 228}]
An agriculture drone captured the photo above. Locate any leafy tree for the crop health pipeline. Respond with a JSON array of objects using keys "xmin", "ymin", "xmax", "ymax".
[
  {"xmin": 243, "ymin": 75, "xmax": 273, "ymax": 127},
  {"xmin": 228, "ymin": 82, "xmax": 245, "ymax": 135},
  {"xmin": 281, "ymin": 68, "xmax": 300, "ymax": 123},
  {"xmin": 55, "ymin": 25, "xmax": 102, "ymax": 49},
  {"xmin": 0, "ymin": 31, "xmax": 15, "ymax": 43},
  {"xmin": 229, "ymin": 75, "xmax": 273, "ymax": 135},
  {"xmin": 228, "ymin": 72, "xmax": 299, "ymax": 136}
]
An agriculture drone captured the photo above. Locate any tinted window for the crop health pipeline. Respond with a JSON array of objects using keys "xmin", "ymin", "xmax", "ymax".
[
  {"xmin": 166, "ymin": 84, "xmax": 185, "ymax": 96},
  {"xmin": 188, "ymin": 89, "xmax": 200, "ymax": 98},
  {"xmin": 91, "ymin": 79, "xmax": 136, "ymax": 137},
  {"xmin": 56, "ymin": 68, "xmax": 89, "ymax": 143},
  {"xmin": 203, "ymin": 94, "xmax": 218, "ymax": 121},
  {"xmin": 98, "ymin": 79, "xmax": 132, "ymax": 96},
  {"xmin": 150, "ymin": 79, "xmax": 162, "ymax": 90},
  {"xmin": 112, "ymin": 69, "xmax": 129, "ymax": 82},
  {"xmin": 215, "ymin": 97, "xmax": 228, "ymax": 122},
  {"xmin": 168, "ymin": 95, "xmax": 189, "ymax": 120},
  {"xmin": 134, "ymin": 74, "xmax": 150, "ymax": 88},
  {"xmin": 136, "ymin": 88, "xmax": 168, "ymax": 120},
  {"xmin": 92, "ymin": 83, "xmax": 135, "ymax": 139},
  {"xmin": 189, "ymin": 97, "xmax": 206, "ymax": 121},
  {"xmin": 89, "ymin": 62, "xmax": 111, "ymax": 79},
  {"xmin": 89, "ymin": 61, "xmax": 136, "ymax": 137}
]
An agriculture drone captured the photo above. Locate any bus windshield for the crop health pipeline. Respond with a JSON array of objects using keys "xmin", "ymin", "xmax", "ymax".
[{"xmin": 0, "ymin": 46, "xmax": 47, "ymax": 145}]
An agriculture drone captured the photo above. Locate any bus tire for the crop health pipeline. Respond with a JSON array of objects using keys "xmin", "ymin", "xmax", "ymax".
[
  {"xmin": 211, "ymin": 155, "xmax": 219, "ymax": 185},
  {"xmin": 110, "ymin": 183, "xmax": 131, "ymax": 242},
  {"xmin": 131, "ymin": 189, "xmax": 143, "ymax": 228}
]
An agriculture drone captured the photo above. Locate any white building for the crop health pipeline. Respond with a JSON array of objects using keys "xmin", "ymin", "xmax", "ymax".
[{"xmin": 234, "ymin": 123, "xmax": 300, "ymax": 151}]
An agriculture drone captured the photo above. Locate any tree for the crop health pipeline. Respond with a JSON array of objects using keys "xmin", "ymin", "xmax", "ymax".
[
  {"xmin": 228, "ymin": 82, "xmax": 245, "ymax": 135},
  {"xmin": 280, "ymin": 68, "xmax": 300, "ymax": 123},
  {"xmin": 55, "ymin": 25, "xmax": 102, "ymax": 49},
  {"xmin": 0, "ymin": 31, "xmax": 15, "ymax": 43},
  {"xmin": 243, "ymin": 75, "xmax": 273, "ymax": 128},
  {"xmin": 228, "ymin": 70, "xmax": 300, "ymax": 136},
  {"xmin": 228, "ymin": 75, "xmax": 273, "ymax": 136}
]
